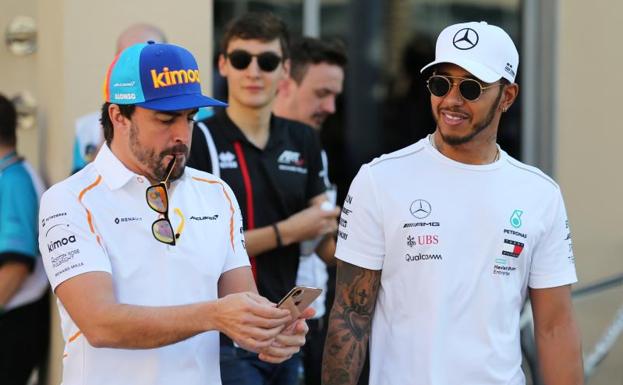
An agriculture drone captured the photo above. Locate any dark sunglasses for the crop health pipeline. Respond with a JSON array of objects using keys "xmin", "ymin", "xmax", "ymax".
[
  {"xmin": 226, "ymin": 50, "xmax": 282, "ymax": 72},
  {"xmin": 146, "ymin": 157, "xmax": 178, "ymax": 245},
  {"xmin": 427, "ymin": 75, "xmax": 503, "ymax": 101}
]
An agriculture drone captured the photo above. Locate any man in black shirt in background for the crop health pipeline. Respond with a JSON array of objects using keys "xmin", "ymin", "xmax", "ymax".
[{"xmin": 188, "ymin": 12, "xmax": 340, "ymax": 385}]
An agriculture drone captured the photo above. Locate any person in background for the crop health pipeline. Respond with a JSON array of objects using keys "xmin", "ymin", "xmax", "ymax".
[
  {"xmin": 0, "ymin": 93, "xmax": 49, "ymax": 385},
  {"xmin": 273, "ymin": 36, "xmax": 347, "ymax": 385},
  {"xmin": 188, "ymin": 12, "xmax": 340, "ymax": 385},
  {"xmin": 71, "ymin": 23, "xmax": 167, "ymax": 174}
]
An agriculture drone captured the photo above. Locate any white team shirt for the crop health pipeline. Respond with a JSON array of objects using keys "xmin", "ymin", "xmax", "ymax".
[
  {"xmin": 336, "ymin": 137, "xmax": 577, "ymax": 385},
  {"xmin": 39, "ymin": 144, "xmax": 249, "ymax": 385}
]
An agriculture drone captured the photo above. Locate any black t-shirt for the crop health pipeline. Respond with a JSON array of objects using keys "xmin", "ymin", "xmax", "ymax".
[{"xmin": 187, "ymin": 110, "xmax": 326, "ymax": 303}]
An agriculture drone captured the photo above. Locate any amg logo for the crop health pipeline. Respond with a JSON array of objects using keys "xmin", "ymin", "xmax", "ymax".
[
  {"xmin": 48, "ymin": 235, "xmax": 76, "ymax": 252},
  {"xmin": 403, "ymin": 222, "xmax": 440, "ymax": 228}
]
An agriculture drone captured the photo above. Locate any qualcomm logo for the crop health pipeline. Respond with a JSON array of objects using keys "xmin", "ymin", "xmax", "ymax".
[{"xmin": 219, "ymin": 151, "xmax": 238, "ymax": 169}]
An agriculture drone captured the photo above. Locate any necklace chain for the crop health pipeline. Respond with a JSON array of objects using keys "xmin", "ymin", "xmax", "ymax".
[{"xmin": 429, "ymin": 133, "xmax": 500, "ymax": 163}]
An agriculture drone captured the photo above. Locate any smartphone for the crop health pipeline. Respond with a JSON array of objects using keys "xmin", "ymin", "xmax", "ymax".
[{"xmin": 276, "ymin": 286, "xmax": 322, "ymax": 320}]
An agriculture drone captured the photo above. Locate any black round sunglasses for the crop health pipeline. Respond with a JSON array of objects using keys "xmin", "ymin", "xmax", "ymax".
[
  {"xmin": 427, "ymin": 74, "xmax": 503, "ymax": 101},
  {"xmin": 226, "ymin": 49, "xmax": 282, "ymax": 72}
]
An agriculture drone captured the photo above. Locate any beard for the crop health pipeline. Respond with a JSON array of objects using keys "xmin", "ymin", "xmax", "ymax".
[
  {"xmin": 435, "ymin": 87, "xmax": 504, "ymax": 146},
  {"xmin": 129, "ymin": 122, "xmax": 189, "ymax": 182}
]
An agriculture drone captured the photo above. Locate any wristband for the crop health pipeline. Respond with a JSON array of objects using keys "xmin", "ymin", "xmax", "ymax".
[{"xmin": 272, "ymin": 223, "xmax": 283, "ymax": 248}]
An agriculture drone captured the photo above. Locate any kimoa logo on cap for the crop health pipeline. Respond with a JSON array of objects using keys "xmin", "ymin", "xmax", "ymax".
[{"xmin": 151, "ymin": 67, "xmax": 201, "ymax": 89}]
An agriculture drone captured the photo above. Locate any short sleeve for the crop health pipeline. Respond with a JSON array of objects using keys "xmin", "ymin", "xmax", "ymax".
[
  {"xmin": 334, "ymin": 164, "xmax": 385, "ymax": 270},
  {"xmin": 528, "ymin": 190, "xmax": 577, "ymax": 288},
  {"xmin": 221, "ymin": 183, "xmax": 251, "ymax": 273},
  {"xmin": 0, "ymin": 167, "xmax": 39, "ymax": 262},
  {"xmin": 39, "ymin": 184, "xmax": 112, "ymax": 291}
]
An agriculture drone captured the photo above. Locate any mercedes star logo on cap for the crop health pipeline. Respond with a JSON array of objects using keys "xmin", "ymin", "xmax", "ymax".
[
  {"xmin": 410, "ymin": 199, "xmax": 432, "ymax": 219},
  {"xmin": 452, "ymin": 28, "xmax": 479, "ymax": 50}
]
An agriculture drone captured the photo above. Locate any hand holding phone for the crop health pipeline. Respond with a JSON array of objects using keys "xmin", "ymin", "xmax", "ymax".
[{"xmin": 276, "ymin": 286, "xmax": 322, "ymax": 320}]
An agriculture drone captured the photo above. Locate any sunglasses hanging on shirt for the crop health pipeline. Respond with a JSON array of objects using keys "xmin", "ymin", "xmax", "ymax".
[
  {"xmin": 226, "ymin": 50, "xmax": 282, "ymax": 72},
  {"xmin": 146, "ymin": 156, "xmax": 179, "ymax": 245}
]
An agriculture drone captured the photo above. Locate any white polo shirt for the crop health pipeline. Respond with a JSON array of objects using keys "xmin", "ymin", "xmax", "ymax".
[
  {"xmin": 336, "ymin": 137, "xmax": 577, "ymax": 385},
  {"xmin": 39, "ymin": 144, "xmax": 249, "ymax": 385}
]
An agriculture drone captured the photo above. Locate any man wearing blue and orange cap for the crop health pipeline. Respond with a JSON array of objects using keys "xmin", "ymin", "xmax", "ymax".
[
  {"xmin": 323, "ymin": 22, "xmax": 583, "ymax": 385},
  {"xmin": 38, "ymin": 41, "xmax": 311, "ymax": 385}
]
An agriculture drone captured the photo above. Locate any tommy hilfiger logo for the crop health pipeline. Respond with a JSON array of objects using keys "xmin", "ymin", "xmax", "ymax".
[{"xmin": 502, "ymin": 239, "xmax": 524, "ymax": 258}]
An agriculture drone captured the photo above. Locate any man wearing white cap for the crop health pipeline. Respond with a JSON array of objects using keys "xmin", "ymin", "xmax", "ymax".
[{"xmin": 322, "ymin": 22, "xmax": 583, "ymax": 385}]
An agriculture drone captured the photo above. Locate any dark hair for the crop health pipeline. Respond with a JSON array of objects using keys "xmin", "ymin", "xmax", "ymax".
[
  {"xmin": 0, "ymin": 94, "xmax": 17, "ymax": 147},
  {"xmin": 289, "ymin": 37, "xmax": 347, "ymax": 84},
  {"xmin": 100, "ymin": 102, "xmax": 136, "ymax": 145},
  {"xmin": 220, "ymin": 12, "xmax": 290, "ymax": 59}
]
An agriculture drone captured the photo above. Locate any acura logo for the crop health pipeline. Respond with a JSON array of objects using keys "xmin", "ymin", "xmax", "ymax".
[
  {"xmin": 410, "ymin": 199, "xmax": 432, "ymax": 219},
  {"xmin": 453, "ymin": 28, "xmax": 479, "ymax": 50}
]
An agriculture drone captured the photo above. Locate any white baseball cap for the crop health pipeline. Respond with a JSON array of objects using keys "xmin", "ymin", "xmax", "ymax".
[{"xmin": 421, "ymin": 21, "xmax": 519, "ymax": 83}]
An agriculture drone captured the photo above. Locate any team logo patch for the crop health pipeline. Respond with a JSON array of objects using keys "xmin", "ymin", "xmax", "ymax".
[{"xmin": 502, "ymin": 239, "xmax": 524, "ymax": 258}]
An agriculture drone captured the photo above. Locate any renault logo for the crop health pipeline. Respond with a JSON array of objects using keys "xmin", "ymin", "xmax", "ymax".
[
  {"xmin": 453, "ymin": 28, "xmax": 479, "ymax": 50},
  {"xmin": 410, "ymin": 199, "xmax": 432, "ymax": 219}
]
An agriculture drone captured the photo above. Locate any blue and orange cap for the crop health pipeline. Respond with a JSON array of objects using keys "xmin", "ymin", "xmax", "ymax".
[{"xmin": 103, "ymin": 41, "xmax": 226, "ymax": 111}]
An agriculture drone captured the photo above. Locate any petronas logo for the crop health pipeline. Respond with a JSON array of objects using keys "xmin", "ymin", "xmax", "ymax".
[{"xmin": 510, "ymin": 210, "xmax": 523, "ymax": 228}]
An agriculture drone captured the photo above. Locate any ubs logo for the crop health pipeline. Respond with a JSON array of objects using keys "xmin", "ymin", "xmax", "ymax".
[
  {"xmin": 453, "ymin": 28, "xmax": 479, "ymax": 50},
  {"xmin": 410, "ymin": 199, "xmax": 432, "ymax": 219}
]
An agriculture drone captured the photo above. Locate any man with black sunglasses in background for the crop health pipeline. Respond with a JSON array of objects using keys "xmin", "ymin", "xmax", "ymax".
[
  {"xmin": 323, "ymin": 22, "xmax": 583, "ymax": 385},
  {"xmin": 38, "ymin": 42, "xmax": 310, "ymax": 385},
  {"xmin": 188, "ymin": 12, "xmax": 340, "ymax": 385}
]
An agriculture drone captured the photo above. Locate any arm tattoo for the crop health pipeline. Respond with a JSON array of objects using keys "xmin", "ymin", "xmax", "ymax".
[{"xmin": 322, "ymin": 260, "xmax": 381, "ymax": 385}]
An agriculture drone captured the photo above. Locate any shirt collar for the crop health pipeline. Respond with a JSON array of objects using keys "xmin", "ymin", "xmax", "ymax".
[
  {"xmin": 211, "ymin": 109, "xmax": 286, "ymax": 149},
  {"xmin": 0, "ymin": 151, "xmax": 17, "ymax": 162},
  {"xmin": 93, "ymin": 143, "xmax": 189, "ymax": 191},
  {"xmin": 93, "ymin": 143, "xmax": 140, "ymax": 190}
]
